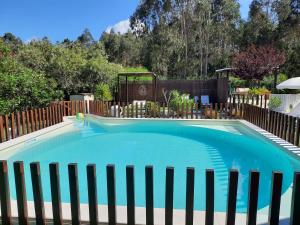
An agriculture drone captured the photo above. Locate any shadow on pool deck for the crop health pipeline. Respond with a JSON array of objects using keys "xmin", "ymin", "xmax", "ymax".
[{"xmin": 259, "ymin": 218, "xmax": 289, "ymax": 225}]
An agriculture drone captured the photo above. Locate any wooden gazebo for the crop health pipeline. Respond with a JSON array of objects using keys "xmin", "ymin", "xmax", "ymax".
[{"xmin": 117, "ymin": 72, "xmax": 157, "ymax": 102}]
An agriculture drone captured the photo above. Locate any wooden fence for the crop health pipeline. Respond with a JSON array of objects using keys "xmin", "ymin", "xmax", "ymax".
[
  {"xmin": 228, "ymin": 94, "xmax": 270, "ymax": 108},
  {"xmin": 0, "ymin": 101, "xmax": 88, "ymax": 144},
  {"xmin": 119, "ymin": 78, "xmax": 229, "ymax": 103},
  {"xmin": 89, "ymin": 101, "xmax": 243, "ymax": 120},
  {"xmin": 1, "ymin": 160, "xmax": 300, "ymax": 225},
  {"xmin": 244, "ymin": 104, "xmax": 300, "ymax": 147},
  {"xmin": 0, "ymin": 105, "xmax": 64, "ymax": 143}
]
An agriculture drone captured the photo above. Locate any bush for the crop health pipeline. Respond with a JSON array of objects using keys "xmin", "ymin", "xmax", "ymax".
[
  {"xmin": 268, "ymin": 96, "xmax": 282, "ymax": 110},
  {"xmin": 248, "ymin": 87, "xmax": 270, "ymax": 96},
  {"xmin": 0, "ymin": 56, "xmax": 62, "ymax": 115},
  {"xmin": 94, "ymin": 83, "xmax": 113, "ymax": 101},
  {"xmin": 169, "ymin": 90, "xmax": 194, "ymax": 111},
  {"xmin": 145, "ymin": 101, "xmax": 160, "ymax": 117}
]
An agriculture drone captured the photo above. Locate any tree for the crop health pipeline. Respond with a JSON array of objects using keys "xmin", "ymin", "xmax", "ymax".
[
  {"xmin": 77, "ymin": 28, "xmax": 95, "ymax": 48},
  {"xmin": 0, "ymin": 42, "xmax": 62, "ymax": 114},
  {"xmin": 232, "ymin": 45, "xmax": 285, "ymax": 83}
]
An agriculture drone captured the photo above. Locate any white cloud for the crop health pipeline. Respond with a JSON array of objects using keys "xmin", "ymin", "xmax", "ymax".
[{"xmin": 105, "ymin": 19, "xmax": 131, "ymax": 34}]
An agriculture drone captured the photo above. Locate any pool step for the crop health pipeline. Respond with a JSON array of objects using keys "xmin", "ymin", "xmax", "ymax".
[{"xmin": 207, "ymin": 147, "xmax": 248, "ymax": 210}]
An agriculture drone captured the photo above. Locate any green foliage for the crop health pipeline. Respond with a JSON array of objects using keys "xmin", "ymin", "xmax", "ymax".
[
  {"xmin": 169, "ymin": 90, "xmax": 194, "ymax": 111},
  {"xmin": 145, "ymin": 102, "xmax": 160, "ymax": 117},
  {"xmin": 94, "ymin": 84, "xmax": 113, "ymax": 101},
  {"xmin": 248, "ymin": 87, "xmax": 270, "ymax": 96},
  {"xmin": 268, "ymin": 96, "xmax": 282, "ymax": 110},
  {"xmin": 122, "ymin": 67, "xmax": 149, "ymax": 73},
  {"xmin": 229, "ymin": 76, "xmax": 247, "ymax": 88},
  {"xmin": 261, "ymin": 73, "xmax": 288, "ymax": 90},
  {"xmin": 0, "ymin": 55, "xmax": 62, "ymax": 115}
]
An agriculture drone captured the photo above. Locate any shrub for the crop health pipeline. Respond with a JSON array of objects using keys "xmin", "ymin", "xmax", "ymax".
[
  {"xmin": 145, "ymin": 101, "xmax": 160, "ymax": 117},
  {"xmin": 169, "ymin": 90, "xmax": 193, "ymax": 111},
  {"xmin": 0, "ymin": 56, "xmax": 62, "ymax": 115},
  {"xmin": 95, "ymin": 83, "xmax": 113, "ymax": 101},
  {"xmin": 268, "ymin": 96, "xmax": 282, "ymax": 110},
  {"xmin": 248, "ymin": 87, "xmax": 270, "ymax": 96}
]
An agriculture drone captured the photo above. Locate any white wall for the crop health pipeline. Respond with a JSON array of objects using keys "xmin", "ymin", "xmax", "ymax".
[{"xmin": 271, "ymin": 94, "xmax": 300, "ymax": 112}]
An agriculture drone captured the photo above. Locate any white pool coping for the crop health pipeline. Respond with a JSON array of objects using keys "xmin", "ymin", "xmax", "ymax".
[{"xmin": 0, "ymin": 116, "xmax": 298, "ymax": 224}]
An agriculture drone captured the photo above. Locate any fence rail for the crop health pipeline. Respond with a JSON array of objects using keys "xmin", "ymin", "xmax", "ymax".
[{"xmin": 0, "ymin": 160, "xmax": 300, "ymax": 225}]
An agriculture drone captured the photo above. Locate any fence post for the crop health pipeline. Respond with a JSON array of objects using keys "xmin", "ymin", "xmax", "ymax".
[
  {"xmin": 11, "ymin": 113, "xmax": 15, "ymax": 139},
  {"xmin": 246, "ymin": 171, "xmax": 260, "ymax": 225},
  {"xmin": 165, "ymin": 167, "xmax": 174, "ymax": 225},
  {"xmin": 107, "ymin": 165, "xmax": 117, "ymax": 225},
  {"xmin": 14, "ymin": 161, "xmax": 29, "ymax": 225},
  {"xmin": 0, "ymin": 116, "xmax": 5, "ymax": 142},
  {"xmin": 0, "ymin": 161, "xmax": 12, "ymax": 225},
  {"xmin": 185, "ymin": 167, "xmax": 195, "ymax": 225},
  {"xmin": 49, "ymin": 163, "xmax": 63, "ymax": 225},
  {"xmin": 226, "ymin": 170, "xmax": 238, "ymax": 225},
  {"xmin": 68, "ymin": 164, "xmax": 81, "ymax": 225},
  {"xmin": 87, "ymin": 164, "xmax": 98, "ymax": 225},
  {"xmin": 146, "ymin": 166, "xmax": 154, "ymax": 225},
  {"xmin": 290, "ymin": 172, "xmax": 300, "ymax": 225},
  {"xmin": 268, "ymin": 172, "xmax": 283, "ymax": 225},
  {"xmin": 30, "ymin": 162, "xmax": 46, "ymax": 225},
  {"xmin": 5, "ymin": 115, "xmax": 10, "ymax": 141},
  {"xmin": 126, "ymin": 166, "xmax": 135, "ymax": 225},
  {"xmin": 295, "ymin": 118, "xmax": 300, "ymax": 146},
  {"xmin": 206, "ymin": 170, "xmax": 214, "ymax": 225}
]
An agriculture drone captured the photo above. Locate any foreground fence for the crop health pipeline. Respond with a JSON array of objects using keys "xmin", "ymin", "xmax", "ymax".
[{"xmin": 1, "ymin": 161, "xmax": 300, "ymax": 225}]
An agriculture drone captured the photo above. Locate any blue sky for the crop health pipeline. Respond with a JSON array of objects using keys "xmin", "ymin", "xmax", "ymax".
[{"xmin": 0, "ymin": 0, "xmax": 251, "ymax": 42}]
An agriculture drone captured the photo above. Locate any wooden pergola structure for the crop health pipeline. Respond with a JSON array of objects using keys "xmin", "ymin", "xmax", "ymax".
[{"xmin": 117, "ymin": 72, "xmax": 157, "ymax": 102}]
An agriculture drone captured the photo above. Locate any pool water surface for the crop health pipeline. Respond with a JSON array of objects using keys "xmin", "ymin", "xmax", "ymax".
[{"xmin": 5, "ymin": 117, "xmax": 300, "ymax": 213}]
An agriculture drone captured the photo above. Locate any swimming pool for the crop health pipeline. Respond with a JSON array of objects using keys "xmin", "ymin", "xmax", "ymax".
[{"xmin": 4, "ymin": 116, "xmax": 300, "ymax": 213}]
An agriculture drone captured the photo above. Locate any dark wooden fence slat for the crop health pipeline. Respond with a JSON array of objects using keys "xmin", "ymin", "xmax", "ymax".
[
  {"xmin": 30, "ymin": 110, "xmax": 35, "ymax": 132},
  {"xmin": 246, "ymin": 171, "xmax": 260, "ymax": 225},
  {"xmin": 146, "ymin": 166, "xmax": 154, "ymax": 225},
  {"xmin": 68, "ymin": 163, "xmax": 81, "ymax": 225},
  {"xmin": 26, "ymin": 111, "xmax": 31, "ymax": 133},
  {"xmin": 290, "ymin": 172, "xmax": 300, "ymax": 225},
  {"xmin": 126, "ymin": 166, "xmax": 135, "ymax": 225},
  {"xmin": 35, "ymin": 109, "xmax": 39, "ymax": 131},
  {"xmin": 0, "ymin": 161, "xmax": 12, "ymax": 225},
  {"xmin": 49, "ymin": 163, "xmax": 63, "ymax": 225},
  {"xmin": 165, "ymin": 167, "xmax": 174, "ymax": 225},
  {"xmin": 107, "ymin": 164, "xmax": 117, "ymax": 225},
  {"xmin": 16, "ymin": 112, "xmax": 21, "ymax": 137},
  {"xmin": 206, "ymin": 169, "xmax": 214, "ymax": 225},
  {"xmin": 186, "ymin": 167, "xmax": 195, "ymax": 225},
  {"xmin": 226, "ymin": 170, "xmax": 238, "ymax": 225},
  {"xmin": 13, "ymin": 161, "xmax": 29, "ymax": 225},
  {"xmin": 21, "ymin": 112, "xmax": 26, "ymax": 135},
  {"xmin": 5, "ymin": 115, "xmax": 10, "ymax": 141},
  {"xmin": 295, "ymin": 118, "xmax": 300, "ymax": 146},
  {"xmin": 0, "ymin": 116, "xmax": 5, "ymax": 142},
  {"xmin": 268, "ymin": 172, "xmax": 283, "ymax": 225},
  {"xmin": 87, "ymin": 164, "xmax": 98, "ymax": 225},
  {"xmin": 30, "ymin": 162, "xmax": 46, "ymax": 225},
  {"xmin": 11, "ymin": 113, "xmax": 15, "ymax": 139}
]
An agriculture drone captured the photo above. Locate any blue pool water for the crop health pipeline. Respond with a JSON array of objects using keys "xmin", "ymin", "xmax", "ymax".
[{"xmin": 6, "ymin": 117, "xmax": 300, "ymax": 212}]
